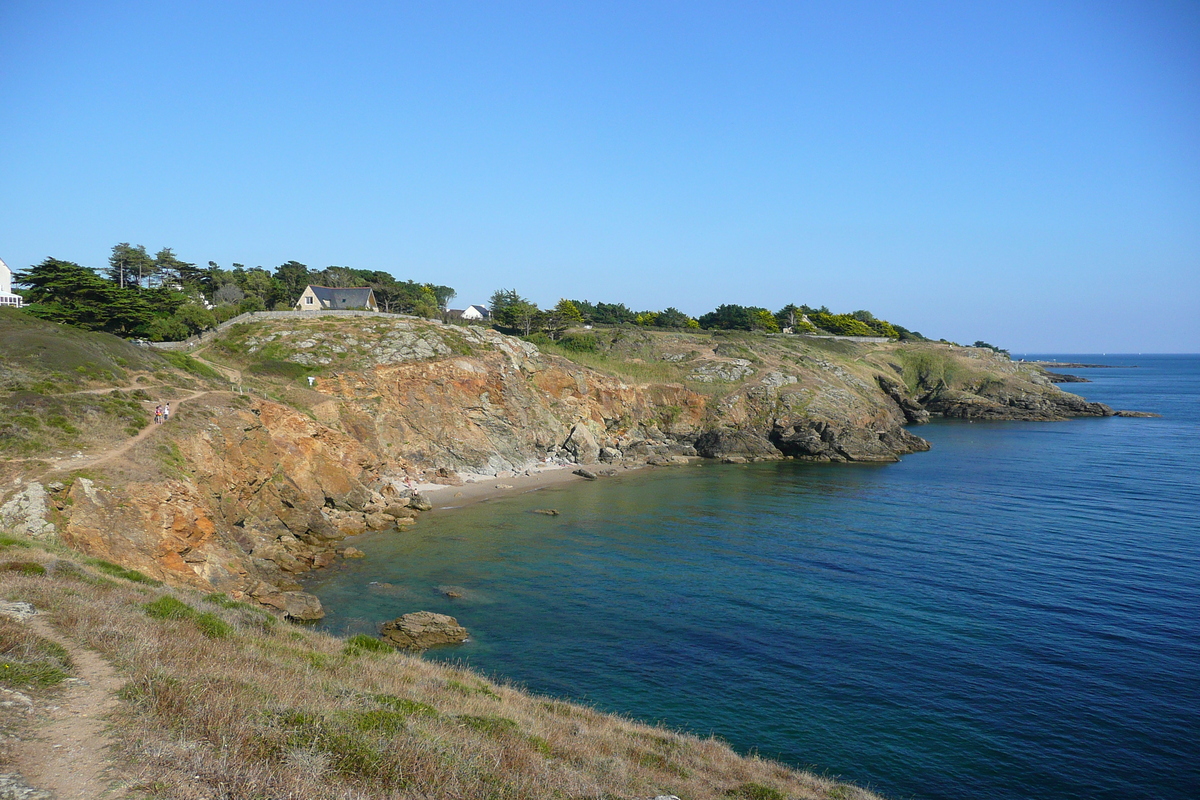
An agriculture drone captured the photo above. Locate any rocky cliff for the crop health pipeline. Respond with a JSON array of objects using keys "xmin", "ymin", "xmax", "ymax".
[{"xmin": 1, "ymin": 315, "xmax": 1122, "ymax": 618}]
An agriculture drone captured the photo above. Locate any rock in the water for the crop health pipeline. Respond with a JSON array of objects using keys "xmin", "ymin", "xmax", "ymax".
[
  {"xmin": 284, "ymin": 592, "xmax": 325, "ymax": 621},
  {"xmin": 342, "ymin": 547, "xmax": 365, "ymax": 558},
  {"xmin": 364, "ymin": 512, "xmax": 393, "ymax": 530},
  {"xmin": 1115, "ymin": 410, "xmax": 1161, "ymax": 417},
  {"xmin": 407, "ymin": 494, "xmax": 433, "ymax": 512},
  {"xmin": 572, "ymin": 468, "xmax": 597, "ymax": 480},
  {"xmin": 532, "ymin": 508, "xmax": 560, "ymax": 516},
  {"xmin": 380, "ymin": 611, "xmax": 469, "ymax": 650}
]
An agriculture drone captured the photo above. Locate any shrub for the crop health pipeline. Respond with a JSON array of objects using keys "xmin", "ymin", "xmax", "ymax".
[
  {"xmin": 558, "ymin": 333, "xmax": 599, "ymax": 353},
  {"xmin": 522, "ymin": 332, "xmax": 553, "ymax": 347}
]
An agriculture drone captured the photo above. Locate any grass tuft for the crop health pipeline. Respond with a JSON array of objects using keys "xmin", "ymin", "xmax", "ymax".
[
  {"xmin": 142, "ymin": 595, "xmax": 196, "ymax": 620},
  {"xmin": 342, "ymin": 633, "xmax": 392, "ymax": 656}
]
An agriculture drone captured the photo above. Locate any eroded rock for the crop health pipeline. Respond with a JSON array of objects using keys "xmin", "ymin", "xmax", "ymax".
[{"xmin": 380, "ymin": 611, "xmax": 469, "ymax": 650}]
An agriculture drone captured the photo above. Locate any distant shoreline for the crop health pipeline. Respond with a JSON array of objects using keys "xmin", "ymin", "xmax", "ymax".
[{"xmin": 1026, "ymin": 361, "xmax": 1135, "ymax": 369}]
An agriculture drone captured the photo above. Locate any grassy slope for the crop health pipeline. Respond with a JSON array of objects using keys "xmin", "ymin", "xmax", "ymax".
[
  {"xmin": 0, "ymin": 309, "xmax": 224, "ymax": 462},
  {"xmin": 0, "ymin": 534, "xmax": 880, "ymax": 800}
]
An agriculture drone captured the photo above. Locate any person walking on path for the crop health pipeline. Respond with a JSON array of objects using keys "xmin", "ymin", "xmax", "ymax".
[
  {"xmin": 154, "ymin": 405, "xmax": 162, "ymax": 425},
  {"xmin": 164, "ymin": 402, "xmax": 170, "ymax": 422}
]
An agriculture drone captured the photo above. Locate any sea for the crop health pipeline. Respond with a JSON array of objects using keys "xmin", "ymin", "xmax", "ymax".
[{"xmin": 305, "ymin": 354, "xmax": 1200, "ymax": 800}]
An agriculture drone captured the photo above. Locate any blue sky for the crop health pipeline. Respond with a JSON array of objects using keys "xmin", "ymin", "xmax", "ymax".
[{"xmin": 1, "ymin": 1, "xmax": 1196, "ymax": 351}]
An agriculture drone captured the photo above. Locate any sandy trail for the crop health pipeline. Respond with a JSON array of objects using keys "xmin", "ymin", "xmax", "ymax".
[{"xmin": 12, "ymin": 616, "xmax": 129, "ymax": 799}]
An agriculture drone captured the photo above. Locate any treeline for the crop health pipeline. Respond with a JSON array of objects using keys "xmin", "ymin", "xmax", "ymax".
[
  {"xmin": 14, "ymin": 244, "xmax": 454, "ymax": 340},
  {"xmin": 489, "ymin": 290, "xmax": 927, "ymax": 341}
]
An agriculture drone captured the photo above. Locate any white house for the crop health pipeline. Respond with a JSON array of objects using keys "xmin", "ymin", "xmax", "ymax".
[
  {"xmin": 294, "ymin": 285, "xmax": 379, "ymax": 312},
  {"xmin": 0, "ymin": 257, "xmax": 24, "ymax": 308},
  {"xmin": 461, "ymin": 304, "xmax": 490, "ymax": 321}
]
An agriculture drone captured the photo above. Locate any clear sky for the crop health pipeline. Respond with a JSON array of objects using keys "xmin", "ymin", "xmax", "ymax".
[{"xmin": 1, "ymin": 1, "xmax": 1196, "ymax": 352}]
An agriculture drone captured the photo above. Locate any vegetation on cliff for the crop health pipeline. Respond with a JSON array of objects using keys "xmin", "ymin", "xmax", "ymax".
[{"xmin": 0, "ymin": 533, "xmax": 880, "ymax": 799}]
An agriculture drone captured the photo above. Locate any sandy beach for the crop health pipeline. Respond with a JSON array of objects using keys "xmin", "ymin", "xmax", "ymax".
[{"xmin": 412, "ymin": 461, "xmax": 674, "ymax": 510}]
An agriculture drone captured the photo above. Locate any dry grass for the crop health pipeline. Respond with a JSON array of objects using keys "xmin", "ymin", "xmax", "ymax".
[{"xmin": 0, "ymin": 537, "xmax": 882, "ymax": 800}]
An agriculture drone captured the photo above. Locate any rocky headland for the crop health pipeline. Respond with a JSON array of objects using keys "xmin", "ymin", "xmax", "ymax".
[{"xmin": 1, "ymin": 311, "xmax": 1136, "ymax": 619}]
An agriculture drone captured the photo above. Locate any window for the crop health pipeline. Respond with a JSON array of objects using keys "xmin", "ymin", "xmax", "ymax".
[{"xmin": 305, "ymin": 296, "xmax": 313, "ymax": 305}]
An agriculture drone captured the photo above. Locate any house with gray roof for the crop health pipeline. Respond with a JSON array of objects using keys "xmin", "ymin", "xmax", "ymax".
[{"xmin": 294, "ymin": 285, "xmax": 379, "ymax": 312}]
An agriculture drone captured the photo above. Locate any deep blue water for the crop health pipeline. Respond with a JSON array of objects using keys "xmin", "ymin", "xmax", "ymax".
[{"xmin": 307, "ymin": 354, "xmax": 1200, "ymax": 800}]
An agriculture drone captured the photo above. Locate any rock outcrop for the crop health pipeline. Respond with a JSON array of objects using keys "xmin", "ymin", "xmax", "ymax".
[{"xmin": 380, "ymin": 611, "xmax": 469, "ymax": 650}]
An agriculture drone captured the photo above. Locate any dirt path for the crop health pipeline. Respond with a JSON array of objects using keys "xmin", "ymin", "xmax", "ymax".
[
  {"xmin": 47, "ymin": 389, "xmax": 212, "ymax": 473},
  {"xmin": 190, "ymin": 347, "xmax": 242, "ymax": 385},
  {"xmin": 12, "ymin": 616, "xmax": 129, "ymax": 799}
]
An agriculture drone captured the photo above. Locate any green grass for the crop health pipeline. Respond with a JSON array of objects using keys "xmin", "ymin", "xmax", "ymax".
[
  {"xmin": 0, "ymin": 561, "xmax": 47, "ymax": 576},
  {"xmin": 143, "ymin": 595, "xmax": 234, "ymax": 639},
  {"xmin": 343, "ymin": 634, "xmax": 393, "ymax": 656},
  {"xmin": 726, "ymin": 782, "xmax": 787, "ymax": 800},
  {"xmin": 158, "ymin": 351, "xmax": 223, "ymax": 380},
  {"xmin": 0, "ymin": 620, "xmax": 74, "ymax": 690},
  {"xmin": 372, "ymin": 694, "xmax": 438, "ymax": 717},
  {"xmin": 90, "ymin": 559, "xmax": 161, "ymax": 585},
  {"xmin": 143, "ymin": 595, "xmax": 196, "ymax": 620}
]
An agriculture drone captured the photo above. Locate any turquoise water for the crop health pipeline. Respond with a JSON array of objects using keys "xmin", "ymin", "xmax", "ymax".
[{"xmin": 306, "ymin": 355, "xmax": 1200, "ymax": 799}]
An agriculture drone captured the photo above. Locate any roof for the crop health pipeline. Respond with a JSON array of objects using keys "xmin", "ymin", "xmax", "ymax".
[
  {"xmin": 305, "ymin": 285, "xmax": 376, "ymax": 309},
  {"xmin": 466, "ymin": 304, "xmax": 490, "ymax": 317}
]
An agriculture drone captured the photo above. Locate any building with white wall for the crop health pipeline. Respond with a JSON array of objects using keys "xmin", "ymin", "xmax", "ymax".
[{"xmin": 0, "ymin": 257, "xmax": 24, "ymax": 308}]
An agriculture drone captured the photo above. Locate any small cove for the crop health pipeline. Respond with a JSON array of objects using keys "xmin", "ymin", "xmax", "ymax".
[{"xmin": 306, "ymin": 355, "xmax": 1200, "ymax": 800}]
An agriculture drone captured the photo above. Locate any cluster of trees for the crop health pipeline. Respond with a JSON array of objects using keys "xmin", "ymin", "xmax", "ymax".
[
  {"xmin": 487, "ymin": 291, "xmax": 926, "ymax": 341},
  {"xmin": 14, "ymin": 243, "xmax": 455, "ymax": 340}
]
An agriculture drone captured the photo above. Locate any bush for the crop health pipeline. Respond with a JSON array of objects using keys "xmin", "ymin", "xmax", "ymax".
[
  {"xmin": 522, "ymin": 332, "xmax": 553, "ymax": 347},
  {"xmin": 558, "ymin": 333, "xmax": 599, "ymax": 353}
]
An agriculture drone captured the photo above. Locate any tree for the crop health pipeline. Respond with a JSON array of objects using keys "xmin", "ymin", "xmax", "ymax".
[
  {"xmin": 545, "ymin": 299, "xmax": 584, "ymax": 339},
  {"xmin": 750, "ymin": 309, "xmax": 780, "ymax": 332},
  {"xmin": 106, "ymin": 243, "xmax": 153, "ymax": 289},
  {"xmin": 634, "ymin": 311, "xmax": 659, "ymax": 327},
  {"xmin": 657, "ymin": 307, "xmax": 692, "ymax": 329},
  {"xmin": 273, "ymin": 261, "xmax": 310, "ymax": 304},
  {"xmin": 213, "ymin": 284, "xmax": 245, "ymax": 305},
  {"xmin": 427, "ymin": 284, "xmax": 456, "ymax": 311},
  {"xmin": 15, "ymin": 258, "xmax": 155, "ymax": 334},
  {"xmin": 489, "ymin": 289, "xmax": 542, "ymax": 335},
  {"xmin": 775, "ymin": 304, "xmax": 800, "ymax": 330},
  {"xmin": 153, "ymin": 247, "xmax": 193, "ymax": 289},
  {"xmin": 698, "ymin": 304, "xmax": 754, "ymax": 331}
]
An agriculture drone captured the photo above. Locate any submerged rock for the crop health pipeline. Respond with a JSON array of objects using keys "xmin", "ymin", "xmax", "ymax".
[{"xmin": 381, "ymin": 611, "xmax": 469, "ymax": 650}]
